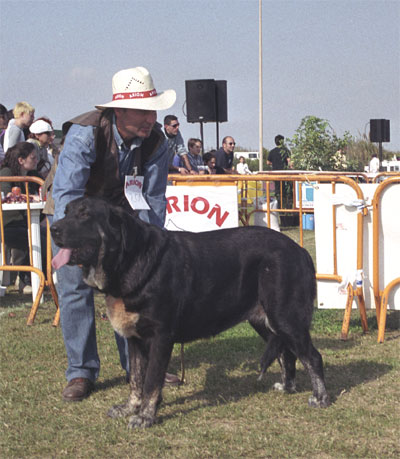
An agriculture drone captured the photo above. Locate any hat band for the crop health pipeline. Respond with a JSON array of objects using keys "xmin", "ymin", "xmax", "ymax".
[{"xmin": 112, "ymin": 89, "xmax": 158, "ymax": 101}]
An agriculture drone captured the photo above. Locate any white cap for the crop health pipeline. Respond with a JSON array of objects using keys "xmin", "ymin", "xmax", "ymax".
[{"xmin": 29, "ymin": 119, "xmax": 53, "ymax": 134}]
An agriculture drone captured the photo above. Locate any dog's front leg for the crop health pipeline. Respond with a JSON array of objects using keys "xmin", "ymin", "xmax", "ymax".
[
  {"xmin": 127, "ymin": 336, "xmax": 173, "ymax": 429},
  {"xmin": 107, "ymin": 337, "xmax": 148, "ymax": 419}
]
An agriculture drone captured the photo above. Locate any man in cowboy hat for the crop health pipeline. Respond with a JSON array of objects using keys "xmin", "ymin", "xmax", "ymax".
[{"xmin": 50, "ymin": 67, "xmax": 179, "ymax": 401}]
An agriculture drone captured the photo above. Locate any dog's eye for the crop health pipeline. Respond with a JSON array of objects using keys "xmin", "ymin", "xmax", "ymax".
[{"xmin": 77, "ymin": 205, "xmax": 91, "ymax": 219}]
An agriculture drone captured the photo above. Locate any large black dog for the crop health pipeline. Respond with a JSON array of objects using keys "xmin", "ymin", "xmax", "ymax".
[{"xmin": 51, "ymin": 197, "xmax": 329, "ymax": 429}]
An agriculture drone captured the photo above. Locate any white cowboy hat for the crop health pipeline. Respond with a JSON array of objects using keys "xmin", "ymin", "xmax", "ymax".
[{"xmin": 95, "ymin": 67, "xmax": 176, "ymax": 111}]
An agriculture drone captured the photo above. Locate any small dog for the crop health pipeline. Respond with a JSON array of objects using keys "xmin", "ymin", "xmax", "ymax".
[{"xmin": 51, "ymin": 197, "xmax": 329, "ymax": 429}]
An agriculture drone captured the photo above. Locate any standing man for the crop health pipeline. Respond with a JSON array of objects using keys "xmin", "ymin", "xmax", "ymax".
[
  {"xmin": 51, "ymin": 67, "xmax": 179, "ymax": 402},
  {"xmin": 3, "ymin": 101, "xmax": 35, "ymax": 152},
  {"xmin": 267, "ymin": 134, "xmax": 292, "ymax": 205},
  {"xmin": 163, "ymin": 115, "xmax": 195, "ymax": 174},
  {"xmin": 267, "ymin": 134, "xmax": 291, "ymax": 170},
  {"xmin": 369, "ymin": 153, "xmax": 380, "ymax": 173},
  {"xmin": 215, "ymin": 136, "xmax": 235, "ymax": 173}
]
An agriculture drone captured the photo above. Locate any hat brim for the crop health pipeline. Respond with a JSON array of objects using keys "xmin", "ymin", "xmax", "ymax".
[{"xmin": 95, "ymin": 89, "xmax": 176, "ymax": 111}]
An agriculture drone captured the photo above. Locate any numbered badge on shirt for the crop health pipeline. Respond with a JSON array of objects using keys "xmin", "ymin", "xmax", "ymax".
[{"xmin": 124, "ymin": 175, "xmax": 150, "ymax": 210}]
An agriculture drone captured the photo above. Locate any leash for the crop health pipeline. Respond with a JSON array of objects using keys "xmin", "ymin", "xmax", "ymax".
[{"xmin": 179, "ymin": 343, "xmax": 185, "ymax": 385}]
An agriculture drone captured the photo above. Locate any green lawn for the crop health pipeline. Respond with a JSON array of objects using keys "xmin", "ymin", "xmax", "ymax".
[{"xmin": 1, "ymin": 284, "xmax": 399, "ymax": 458}]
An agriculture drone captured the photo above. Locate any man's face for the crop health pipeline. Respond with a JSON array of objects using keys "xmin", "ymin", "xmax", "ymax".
[
  {"xmin": 223, "ymin": 137, "xmax": 235, "ymax": 154},
  {"xmin": 20, "ymin": 111, "xmax": 35, "ymax": 128},
  {"xmin": 115, "ymin": 108, "xmax": 157, "ymax": 139},
  {"xmin": 189, "ymin": 141, "xmax": 202, "ymax": 156},
  {"xmin": 164, "ymin": 119, "xmax": 180, "ymax": 137}
]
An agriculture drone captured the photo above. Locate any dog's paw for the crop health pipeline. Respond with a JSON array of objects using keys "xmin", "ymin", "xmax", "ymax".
[
  {"xmin": 107, "ymin": 402, "xmax": 137, "ymax": 418},
  {"xmin": 308, "ymin": 394, "xmax": 330, "ymax": 408},
  {"xmin": 127, "ymin": 414, "xmax": 155, "ymax": 429},
  {"xmin": 273, "ymin": 382, "xmax": 285, "ymax": 391},
  {"xmin": 273, "ymin": 382, "xmax": 296, "ymax": 394}
]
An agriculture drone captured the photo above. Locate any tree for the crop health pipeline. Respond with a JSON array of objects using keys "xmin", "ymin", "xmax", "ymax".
[{"xmin": 287, "ymin": 116, "xmax": 353, "ymax": 171}]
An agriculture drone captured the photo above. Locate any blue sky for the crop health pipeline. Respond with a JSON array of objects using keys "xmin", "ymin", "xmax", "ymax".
[{"xmin": 1, "ymin": 0, "xmax": 399, "ymax": 152}]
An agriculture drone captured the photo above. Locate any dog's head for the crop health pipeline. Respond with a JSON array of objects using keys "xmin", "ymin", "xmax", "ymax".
[{"xmin": 51, "ymin": 197, "xmax": 131, "ymax": 291}]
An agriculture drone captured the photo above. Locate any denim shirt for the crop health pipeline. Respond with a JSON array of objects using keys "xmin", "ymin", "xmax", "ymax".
[{"xmin": 52, "ymin": 120, "xmax": 169, "ymax": 228}]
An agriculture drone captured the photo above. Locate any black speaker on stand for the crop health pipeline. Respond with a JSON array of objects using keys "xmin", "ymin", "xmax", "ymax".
[
  {"xmin": 185, "ymin": 79, "xmax": 228, "ymax": 148},
  {"xmin": 370, "ymin": 119, "xmax": 390, "ymax": 165}
]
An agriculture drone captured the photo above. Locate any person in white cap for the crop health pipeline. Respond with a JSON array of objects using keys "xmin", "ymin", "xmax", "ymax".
[
  {"xmin": 49, "ymin": 67, "xmax": 178, "ymax": 401},
  {"xmin": 28, "ymin": 117, "xmax": 55, "ymax": 178}
]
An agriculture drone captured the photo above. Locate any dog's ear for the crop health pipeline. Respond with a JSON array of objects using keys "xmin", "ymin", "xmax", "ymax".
[{"xmin": 107, "ymin": 205, "xmax": 135, "ymax": 254}]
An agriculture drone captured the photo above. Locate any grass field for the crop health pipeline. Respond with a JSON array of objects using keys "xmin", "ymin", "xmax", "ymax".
[{"xmin": 1, "ymin": 228, "xmax": 399, "ymax": 457}]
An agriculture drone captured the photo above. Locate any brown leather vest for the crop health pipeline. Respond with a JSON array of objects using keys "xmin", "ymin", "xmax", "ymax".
[{"xmin": 61, "ymin": 109, "xmax": 165, "ymax": 208}]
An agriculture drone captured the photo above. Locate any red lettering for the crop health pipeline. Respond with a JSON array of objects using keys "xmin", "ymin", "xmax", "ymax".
[
  {"xmin": 125, "ymin": 179, "xmax": 142, "ymax": 188},
  {"xmin": 167, "ymin": 194, "xmax": 231, "ymax": 227},
  {"xmin": 208, "ymin": 205, "xmax": 229, "ymax": 227},
  {"xmin": 166, "ymin": 196, "xmax": 180, "ymax": 214},
  {"xmin": 191, "ymin": 197, "xmax": 209, "ymax": 214}
]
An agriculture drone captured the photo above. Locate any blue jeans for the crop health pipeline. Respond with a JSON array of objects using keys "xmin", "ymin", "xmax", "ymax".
[{"xmin": 50, "ymin": 216, "xmax": 129, "ymax": 383}]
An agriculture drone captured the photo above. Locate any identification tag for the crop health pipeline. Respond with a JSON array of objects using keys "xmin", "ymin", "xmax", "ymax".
[{"xmin": 124, "ymin": 175, "xmax": 150, "ymax": 210}]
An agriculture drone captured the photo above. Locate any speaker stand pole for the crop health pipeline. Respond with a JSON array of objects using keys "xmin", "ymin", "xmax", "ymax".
[
  {"xmin": 378, "ymin": 141, "xmax": 383, "ymax": 164},
  {"xmin": 199, "ymin": 120, "xmax": 204, "ymax": 150},
  {"xmin": 216, "ymin": 121, "xmax": 220, "ymax": 149}
]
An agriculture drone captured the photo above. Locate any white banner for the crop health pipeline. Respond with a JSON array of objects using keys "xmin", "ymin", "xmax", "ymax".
[{"xmin": 165, "ymin": 186, "xmax": 239, "ymax": 232}]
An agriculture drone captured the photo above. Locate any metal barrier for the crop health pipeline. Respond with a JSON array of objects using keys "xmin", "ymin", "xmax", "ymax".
[
  {"xmin": 371, "ymin": 176, "xmax": 400, "ymax": 342},
  {"xmin": 0, "ymin": 176, "xmax": 59, "ymax": 326},
  {"xmin": 372, "ymin": 171, "xmax": 400, "ymax": 183}
]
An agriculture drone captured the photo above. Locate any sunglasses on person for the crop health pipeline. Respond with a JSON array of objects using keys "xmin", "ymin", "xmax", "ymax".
[
  {"xmin": 228, "ymin": 142, "xmax": 235, "ymax": 145},
  {"xmin": 170, "ymin": 123, "xmax": 180, "ymax": 128}
]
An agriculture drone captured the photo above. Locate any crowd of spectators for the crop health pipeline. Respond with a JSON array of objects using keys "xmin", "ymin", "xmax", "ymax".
[
  {"xmin": 164, "ymin": 121, "xmax": 240, "ymax": 176},
  {"xmin": 0, "ymin": 103, "xmax": 252, "ymax": 182}
]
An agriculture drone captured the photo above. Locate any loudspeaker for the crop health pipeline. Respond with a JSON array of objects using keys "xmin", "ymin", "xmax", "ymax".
[
  {"xmin": 185, "ymin": 79, "xmax": 228, "ymax": 123},
  {"xmin": 370, "ymin": 119, "xmax": 390, "ymax": 143},
  {"xmin": 185, "ymin": 79, "xmax": 216, "ymax": 123}
]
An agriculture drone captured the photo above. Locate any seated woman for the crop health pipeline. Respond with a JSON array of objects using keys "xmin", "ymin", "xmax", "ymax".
[
  {"xmin": 236, "ymin": 156, "xmax": 254, "ymax": 175},
  {"xmin": 203, "ymin": 151, "xmax": 225, "ymax": 175},
  {"xmin": 0, "ymin": 142, "xmax": 45, "ymax": 293}
]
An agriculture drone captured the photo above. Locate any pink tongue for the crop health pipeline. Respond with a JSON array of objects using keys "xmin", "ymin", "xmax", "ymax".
[{"xmin": 52, "ymin": 248, "xmax": 72, "ymax": 270}]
